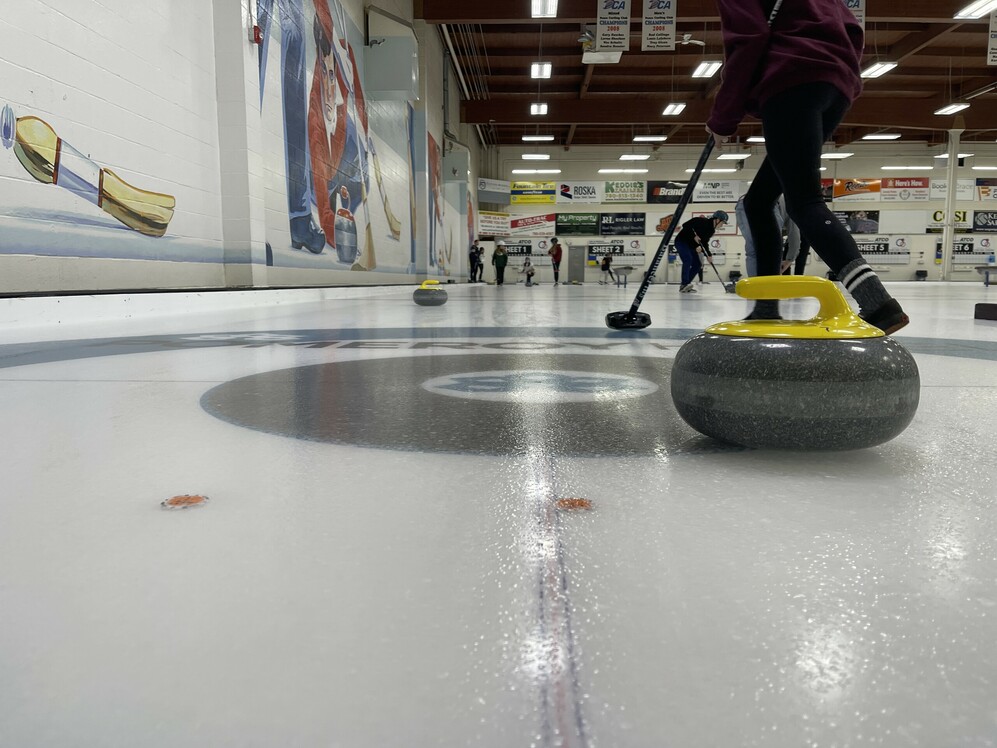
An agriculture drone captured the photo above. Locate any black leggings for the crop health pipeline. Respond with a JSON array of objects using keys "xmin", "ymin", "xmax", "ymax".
[{"xmin": 743, "ymin": 82, "xmax": 862, "ymax": 278}]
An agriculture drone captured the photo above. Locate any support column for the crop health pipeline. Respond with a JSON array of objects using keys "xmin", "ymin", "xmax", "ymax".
[
  {"xmin": 212, "ymin": 0, "xmax": 269, "ymax": 287},
  {"xmin": 939, "ymin": 123, "xmax": 964, "ymax": 281}
]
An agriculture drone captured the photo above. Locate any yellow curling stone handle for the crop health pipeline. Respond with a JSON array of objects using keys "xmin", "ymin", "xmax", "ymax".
[
  {"xmin": 706, "ymin": 276, "xmax": 884, "ymax": 339},
  {"xmin": 419, "ymin": 280, "xmax": 442, "ymax": 290}
]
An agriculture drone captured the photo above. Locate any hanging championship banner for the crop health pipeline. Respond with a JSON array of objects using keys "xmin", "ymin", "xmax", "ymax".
[
  {"xmin": 641, "ymin": 0, "xmax": 676, "ymax": 51},
  {"xmin": 843, "ymin": 0, "xmax": 866, "ymax": 30},
  {"xmin": 478, "ymin": 211, "xmax": 510, "ymax": 236},
  {"xmin": 989, "ymin": 12, "xmax": 997, "ymax": 66},
  {"xmin": 557, "ymin": 181, "xmax": 604, "ymax": 203},
  {"xmin": 556, "ymin": 213, "xmax": 600, "ymax": 236},
  {"xmin": 509, "ymin": 214, "xmax": 556, "ymax": 237},
  {"xmin": 881, "ymin": 177, "xmax": 930, "ymax": 202},
  {"xmin": 597, "ymin": 0, "xmax": 632, "ymax": 51}
]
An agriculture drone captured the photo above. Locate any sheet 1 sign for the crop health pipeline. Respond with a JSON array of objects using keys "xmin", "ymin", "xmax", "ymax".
[
  {"xmin": 503, "ymin": 239, "xmax": 533, "ymax": 256},
  {"xmin": 600, "ymin": 213, "xmax": 646, "ymax": 236},
  {"xmin": 556, "ymin": 212, "xmax": 600, "ymax": 236}
]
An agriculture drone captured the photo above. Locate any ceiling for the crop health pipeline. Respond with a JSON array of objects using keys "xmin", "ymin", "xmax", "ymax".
[{"xmin": 415, "ymin": 0, "xmax": 997, "ymax": 149}]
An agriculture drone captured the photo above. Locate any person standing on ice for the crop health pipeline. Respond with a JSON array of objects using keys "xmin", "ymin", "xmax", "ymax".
[{"xmin": 706, "ymin": 0, "xmax": 908, "ymax": 333}]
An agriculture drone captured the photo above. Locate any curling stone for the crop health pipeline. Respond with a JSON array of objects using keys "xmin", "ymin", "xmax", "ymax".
[
  {"xmin": 413, "ymin": 279, "xmax": 448, "ymax": 306},
  {"xmin": 670, "ymin": 276, "xmax": 919, "ymax": 450}
]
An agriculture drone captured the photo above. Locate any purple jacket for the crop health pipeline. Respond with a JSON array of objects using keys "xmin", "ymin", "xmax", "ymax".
[{"xmin": 707, "ymin": 0, "xmax": 864, "ymax": 136}]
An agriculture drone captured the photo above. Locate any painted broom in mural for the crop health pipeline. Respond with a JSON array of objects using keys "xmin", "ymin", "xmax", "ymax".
[{"xmin": 1, "ymin": 104, "xmax": 175, "ymax": 237}]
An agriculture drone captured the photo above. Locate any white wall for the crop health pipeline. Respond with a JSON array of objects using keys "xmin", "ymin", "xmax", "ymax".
[
  {"xmin": 0, "ymin": 0, "xmax": 460, "ymax": 295},
  {"xmin": 0, "ymin": 0, "xmax": 227, "ymax": 292}
]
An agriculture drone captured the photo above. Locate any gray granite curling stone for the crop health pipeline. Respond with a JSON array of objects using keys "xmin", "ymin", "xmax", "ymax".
[
  {"xmin": 413, "ymin": 283, "xmax": 448, "ymax": 306},
  {"xmin": 670, "ymin": 334, "xmax": 920, "ymax": 450}
]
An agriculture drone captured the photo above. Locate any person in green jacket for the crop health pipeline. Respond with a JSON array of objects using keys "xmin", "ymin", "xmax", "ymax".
[{"xmin": 492, "ymin": 241, "xmax": 509, "ymax": 285}]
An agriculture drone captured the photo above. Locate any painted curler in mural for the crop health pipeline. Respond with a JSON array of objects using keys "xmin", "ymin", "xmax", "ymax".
[{"xmin": 1, "ymin": 105, "xmax": 176, "ymax": 237}]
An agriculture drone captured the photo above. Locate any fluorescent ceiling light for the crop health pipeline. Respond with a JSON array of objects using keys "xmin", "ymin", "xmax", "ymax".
[
  {"xmin": 953, "ymin": 0, "xmax": 997, "ymax": 18},
  {"xmin": 598, "ymin": 168, "xmax": 649, "ymax": 174},
  {"xmin": 861, "ymin": 62, "xmax": 898, "ymax": 78},
  {"xmin": 881, "ymin": 166, "xmax": 934, "ymax": 170},
  {"xmin": 972, "ymin": 166, "xmax": 997, "ymax": 171},
  {"xmin": 934, "ymin": 103, "xmax": 970, "ymax": 115},
  {"xmin": 512, "ymin": 169, "xmax": 561, "ymax": 174},
  {"xmin": 531, "ymin": 0, "xmax": 557, "ymax": 18},
  {"xmin": 691, "ymin": 61, "xmax": 722, "ymax": 78},
  {"xmin": 633, "ymin": 135, "xmax": 667, "ymax": 142},
  {"xmin": 619, "ymin": 154, "xmax": 650, "ymax": 161},
  {"xmin": 661, "ymin": 103, "xmax": 686, "ymax": 116},
  {"xmin": 862, "ymin": 133, "xmax": 902, "ymax": 140},
  {"xmin": 717, "ymin": 152, "xmax": 752, "ymax": 160},
  {"xmin": 522, "ymin": 135, "xmax": 554, "ymax": 142},
  {"xmin": 685, "ymin": 168, "xmax": 737, "ymax": 173},
  {"xmin": 746, "ymin": 136, "xmax": 765, "ymax": 143},
  {"xmin": 934, "ymin": 152, "xmax": 974, "ymax": 159},
  {"xmin": 819, "ymin": 167, "xmax": 827, "ymax": 172},
  {"xmin": 821, "ymin": 152, "xmax": 854, "ymax": 160},
  {"xmin": 521, "ymin": 153, "xmax": 550, "ymax": 160},
  {"xmin": 531, "ymin": 62, "xmax": 552, "ymax": 79},
  {"xmin": 530, "ymin": 103, "xmax": 548, "ymax": 116}
]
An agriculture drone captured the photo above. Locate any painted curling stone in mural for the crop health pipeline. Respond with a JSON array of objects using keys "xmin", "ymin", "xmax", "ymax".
[
  {"xmin": 1, "ymin": 105, "xmax": 176, "ymax": 237},
  {"xmin": 413, "ymin": 279, "xmax": 448, "ymax": 306},
  {"xmin": 670, "ymin": 277, "xmax": 920, "ymax": 450}
]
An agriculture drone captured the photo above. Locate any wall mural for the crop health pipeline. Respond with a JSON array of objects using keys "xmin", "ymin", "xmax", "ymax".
[
  {"xmin": 257, "ymin": 0, "xmax": 416, "ymax": 273},
  {"xmin": 1, "ymin": 108, "xmax": 176, "ymax": 238}
]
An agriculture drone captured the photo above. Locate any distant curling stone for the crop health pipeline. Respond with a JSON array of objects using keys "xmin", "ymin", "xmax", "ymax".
[
  {"xmin": 413, "ymin": 280, "xmax": 448, "ymax": 306},
  {"xmin": 670, "ymin": 277, "xmax": 920, "ymax": 451}
]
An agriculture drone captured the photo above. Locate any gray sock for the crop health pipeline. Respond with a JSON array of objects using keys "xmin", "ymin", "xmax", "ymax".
[{"xmin": 838, "ymin": 259, "xmax": 890, "ymax": 313}]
